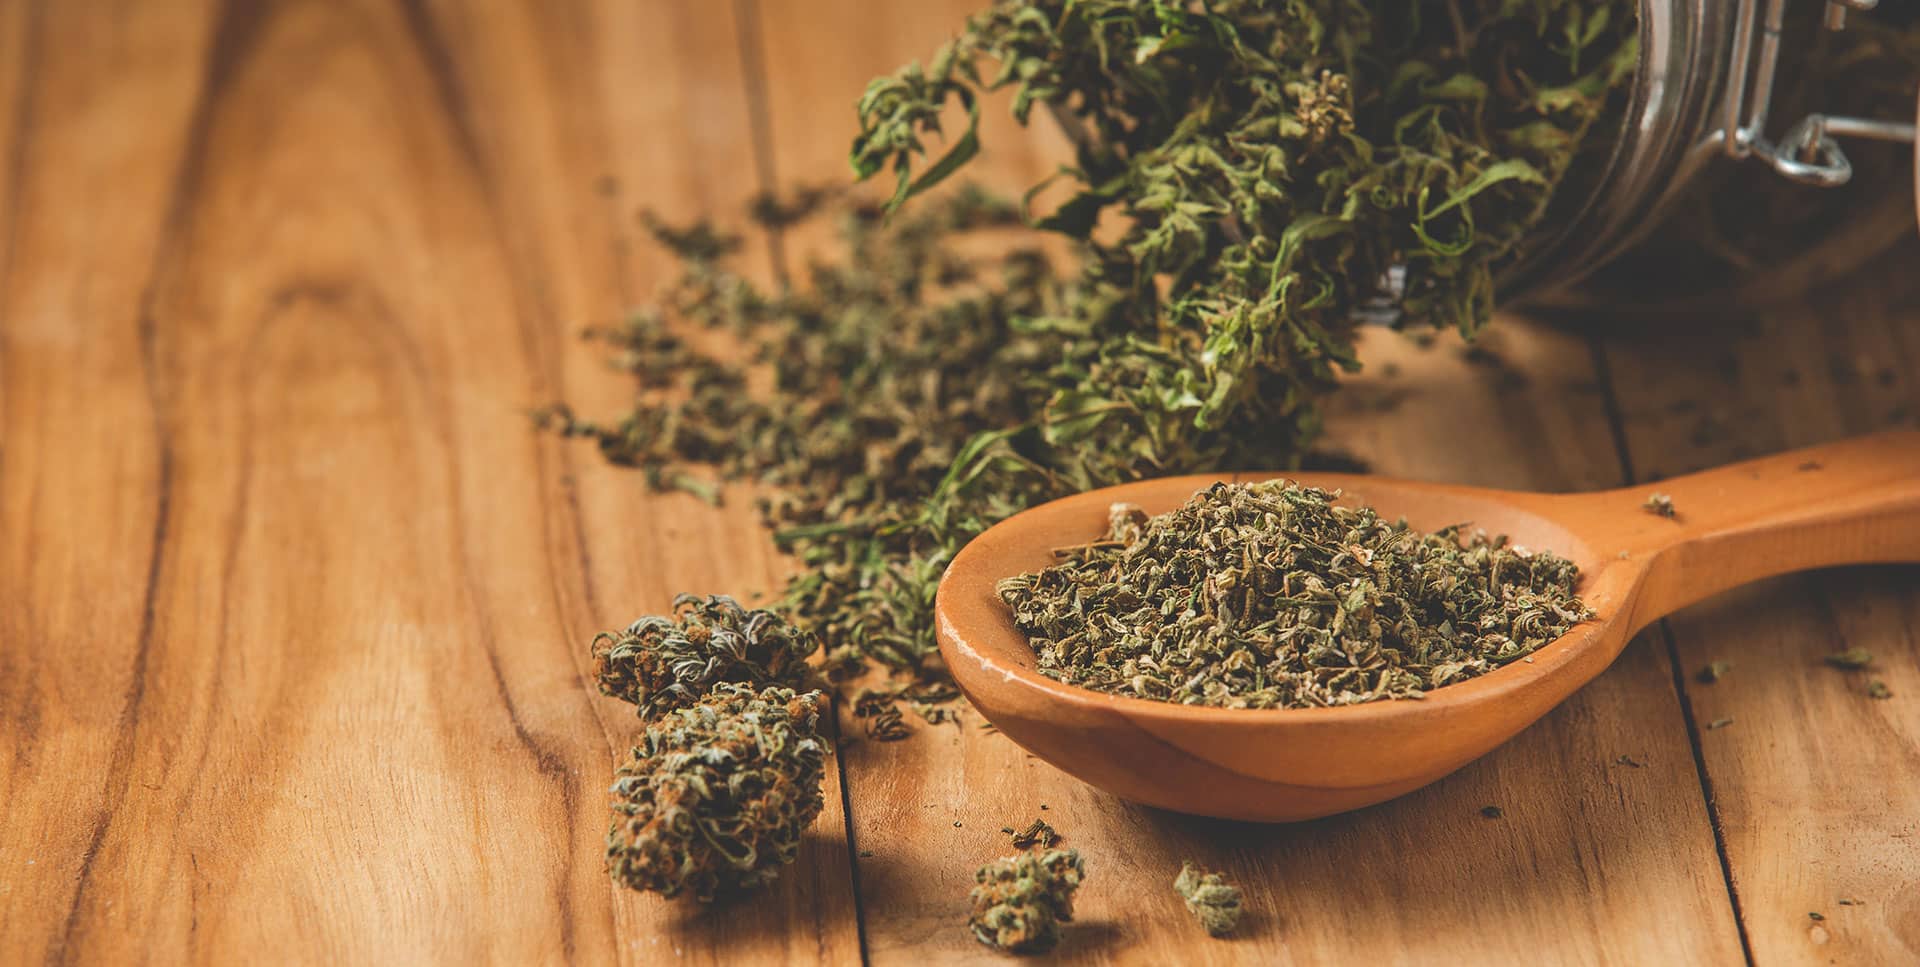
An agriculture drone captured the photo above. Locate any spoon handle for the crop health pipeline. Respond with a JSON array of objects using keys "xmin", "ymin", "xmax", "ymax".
[{"xmin": 1569, "ymin": 429, "xmax": 1920, "ymax": 632}]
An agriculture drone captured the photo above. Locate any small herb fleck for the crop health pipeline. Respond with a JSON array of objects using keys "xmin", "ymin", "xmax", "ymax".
[
  {"xmin": 1706, "ymin": 717, "xmax": 1734, "ymax": 730},
  {"xmin": 1643, "ymin": 492, "xmax": 1676, "ymax": 518},
  {"xmin": 1174, "ymin": 862, "xmax": 1244, "ymax": 937},
  {"xmin": 1697, "ymin": 661, "xmax": 1731, "ymax": 684},
  {"xmin": 1615, "ymin": 754, "xmax": 1645, "ymax": 768},
  {"xmin": 1011, "ymin": 819, "xmax": 1061, "ymax": 850},
  {"xmin": 1825, "ymin": 648, "xmax": 1874, "ymax": 669},
  {"xmin": 1808, "ymin": 911, "xmax": 1825, "ymax": 921},
  {"xmin": 1481, "ymin": 805, "xmax": 1505, "ymax": 819},
  {"xmin": 1867, "ymin": 680, "xmax": 1892, "ymax": 699}
]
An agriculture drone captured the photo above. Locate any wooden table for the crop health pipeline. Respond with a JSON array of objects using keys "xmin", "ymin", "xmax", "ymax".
[{"xmin": 3, "ymin": 2, "xmax": 1916, "ymax": 963}]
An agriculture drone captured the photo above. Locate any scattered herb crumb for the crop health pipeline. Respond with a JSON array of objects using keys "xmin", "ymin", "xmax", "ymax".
[
  {"xmin": 1809, "ymin": 911, "xmax": 1825, "ymax": 921},
  {"xmin": 1867, "ymin": 680, "xmax": 1892, "ymax": 699},
  {"xmin": 1697, "ymin": 660, "xmax": 1731, "ymax": 684},
  {"xmin": 1011, "ymin": 819, "xmax": 1061, "ymax": 850},
  {"xmin": 1174, "ymin": 862, "xmax": 1244, "ymax": 937},
  {"xmin": 1825, "ymin": 648, "xmax": 1874, "ymax": 669},
  {"xmin": 859, "ymin": 850, "xmax": 874, "ymax": 858},
  {"xmin": 1838, "ymin": 897, "xmax": 1861, "ymax": 906},
  {"xmin": 1643, "ymin": 492, "xmax": 1676, "ymax": 518},
  {"xmin": 1706, "ymin": 717, "xmax": 1734, "ymax": 730},
  {"xmin": 1615, "ymin": 754, "xmax": 1645, "ymax": 768},
  {"xmin": 1481, "ymin": 805, "xmax": 1504, "ymax": 819},
  {"xmin": 969, "ymin": 849, "xmax": 1085, "ymax": 955}
]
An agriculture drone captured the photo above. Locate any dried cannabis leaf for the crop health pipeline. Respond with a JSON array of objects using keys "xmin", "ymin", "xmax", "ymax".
[
  {"xmin": 1174, "ymin": 862, "xmax": 1244, "ymax": 937},
  {"xmin": 606, "ymin": 684, "xmax": 827, "ymax": 901},
  {"xmin": 590, "ymin": 593, "xmax": 821, "ymax": 718},
  {"xmin": 999, "ymin": 482, "xmax": 1593, "ymax": 708},
  {"xmin": 969, "ymin": 848, "xmax": 1087, "ymax": 954}
]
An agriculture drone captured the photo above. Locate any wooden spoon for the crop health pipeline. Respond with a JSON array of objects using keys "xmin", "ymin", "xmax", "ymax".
[{"xmin": 935, "ymin": 429, "xmax": 1920, "ymax": 822}]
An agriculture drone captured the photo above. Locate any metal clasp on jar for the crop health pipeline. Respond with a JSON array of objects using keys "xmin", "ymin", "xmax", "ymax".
[{"xmin": 1722, "ymin": 0, "xmax": 1919, "ymax": 195}]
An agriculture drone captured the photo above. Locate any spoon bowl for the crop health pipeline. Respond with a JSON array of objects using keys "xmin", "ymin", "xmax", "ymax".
[{"xmin": 935, "ymin": 430, "xmax": 1920, "ymax": 821}]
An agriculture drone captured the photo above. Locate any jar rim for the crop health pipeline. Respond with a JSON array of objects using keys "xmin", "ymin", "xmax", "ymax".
[{"xmin": 1503, "ymin": 0, "xmax": 1735, "ymax": 304}]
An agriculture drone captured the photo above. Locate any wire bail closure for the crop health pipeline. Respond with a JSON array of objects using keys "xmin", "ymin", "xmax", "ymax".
[{"xmin": 1722, "ymin": 0, "xmax": 1919, "ymax": 200}]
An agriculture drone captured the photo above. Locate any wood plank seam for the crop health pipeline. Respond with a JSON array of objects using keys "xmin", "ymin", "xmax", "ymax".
[
  {"xmin": 731, "ymin": 1, "xmax": 873, "ymax": 963},
  {"xmin": 1587, "ymin": 332, "xmax": 1759, "ymax": 965}
]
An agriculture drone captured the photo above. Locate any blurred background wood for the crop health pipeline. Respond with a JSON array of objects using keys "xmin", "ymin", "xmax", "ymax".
[{"xmin": 0, "ymin": 1, "xmax": 1913, "ymax": 963}]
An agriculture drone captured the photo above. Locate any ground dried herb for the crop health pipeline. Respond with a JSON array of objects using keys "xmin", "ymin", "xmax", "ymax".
[
  {"xmin": 606, "ymin": 684, "xmax": 827, "ymax": 901},
  {"xmin": 1697, "ymin": 660, "xmax": 1731, "ymax": 684},
  {"xmin": 998, "ymin": 481, "xmax": 1592, "ymax": 708},
  {"xmin": 1174, "ymin": 862, "xmax": 1244, "ymax": 937},
  {"xmin": 969, "ymin": 849, "xmax": 1086, "ymax": 954}
]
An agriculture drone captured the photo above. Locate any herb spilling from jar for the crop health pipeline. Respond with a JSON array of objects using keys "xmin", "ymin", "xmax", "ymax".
[
  {"xmin": 551, "ymin": 0, "xmax": 1639, "ymax": 702},
  {"xmin": 556, "ymin": 0, "xmax": 1637, "ymax": 909},
  {"xmin": 998, "ymin": 481, "xmax": 1593, "ymax": 708}
]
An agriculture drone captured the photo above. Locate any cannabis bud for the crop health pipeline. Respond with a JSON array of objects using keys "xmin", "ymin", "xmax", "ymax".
[
  {"xmin": 1174, "ymin": 862, "xmax": 1243, "ymax": 937},
  {"xmin": 591, "ymin": 593, "xmax": 820, "ymax": 718},
  {"xmin": 968, "ymin": 848, "xmax": 1086, "ymax": 954},
  {"xmin": 606, "ymin": 683, "xmax": 827, "ymax": 901}
]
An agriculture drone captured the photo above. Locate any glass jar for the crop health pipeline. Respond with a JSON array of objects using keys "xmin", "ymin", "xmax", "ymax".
[{"xmin": 1505, "ymin": 0, "xmax": 1920, "ymax": 312}]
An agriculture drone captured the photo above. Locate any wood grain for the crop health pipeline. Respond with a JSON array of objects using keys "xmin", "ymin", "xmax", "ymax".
[
  {"xmin": 2, "ymin": 0, "xmax": 1915, "ymax": 963},
  {"xmin": 1597, "ymin": 243, "xmax": 1920, "ymax": 965},
  {"xmin": 0, "ymin": 1, "xmax": 857, "ymax": 962}
]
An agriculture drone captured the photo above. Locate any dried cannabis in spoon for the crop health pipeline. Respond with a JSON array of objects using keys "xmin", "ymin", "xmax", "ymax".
[
  {"xmin": 969, "ymin": 848, "xmax": 1087, "ymax": 954},
  {"xmin": 998, "ymin": 481, "xmax": 1592, "ymax": 708},
  {"xmin": 1174, "ymin": 862, "xmax": 1244, "ymax": 937},
  {"xmin": 606, "ymin": 683, "xmax": 827, "ymax": 901}
]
